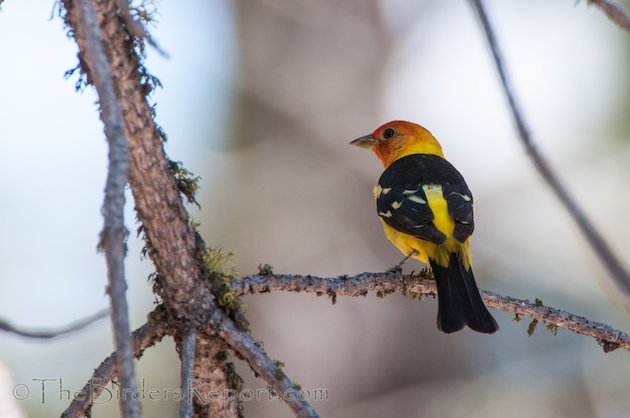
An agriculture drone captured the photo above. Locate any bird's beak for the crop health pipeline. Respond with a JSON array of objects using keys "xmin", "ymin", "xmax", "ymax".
[{"xmin": 349, "ymin": 134, "xmax": 376, "ymax": 149}]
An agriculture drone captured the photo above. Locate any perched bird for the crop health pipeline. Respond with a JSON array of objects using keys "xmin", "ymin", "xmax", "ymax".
[{"xmin": 350, "ymin": 121, "xmax": 498, "ymax": 334}]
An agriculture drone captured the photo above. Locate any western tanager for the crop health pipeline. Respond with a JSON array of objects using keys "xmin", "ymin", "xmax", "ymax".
[{"xmin": 351, "ymin": 121, "xmax": 498, "ymax": 334}]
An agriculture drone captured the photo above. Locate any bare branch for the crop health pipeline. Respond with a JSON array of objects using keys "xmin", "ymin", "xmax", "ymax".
[
  {"xmin": 214, "ymin": 318, "xmax": 321, "ymax": 418},
  {"xmin": 468, "ymin": 0, "xmax": 630, "ymax": 300},
  {"xmin": 61, "ymin": 307, "xmax": 170, "ymax": 418},
  {"xmin": 72, "ymin": 0, "xmax": 137, "ymax": 416},
  {"xmin": 180, "ymin": 329, "xmax": 196, "ymax": 418},
  {"xmin": 587, "ymin": 0, "xmax": 630, "ymax": 32},
  {"xmin": 0, "ymin": 309, "xmax": 108, "ymax": 339},
  {"xmin": 232, "ymin": 272, "xmax": 630, "ymax": 352}
]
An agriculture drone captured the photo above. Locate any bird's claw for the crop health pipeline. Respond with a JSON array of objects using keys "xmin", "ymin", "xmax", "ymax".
[
  {"xmin": 385, "ymin": 265, "xmax": 403, "ymax": 275},
  {"xmin": 385, "ymin": 250, "xmax": 419, "ymax": 275}
]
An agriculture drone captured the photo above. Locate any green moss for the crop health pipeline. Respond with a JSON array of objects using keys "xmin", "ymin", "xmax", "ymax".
[
  {"xmin": 527, "ymin": 318, "xmax": 538, "ymax": 337},
  {"xmin": 273, "ymin": 368, "xmax": 284, "ymax": 380},
  {"xmin": 224, "ymin": 360, "xmax": 245, "ymax": 417},
  {"xmin": 415, "ymin": 268, "xmax": 432, "ymax": 278},
  {"xmin": 169, "ymin": 160, "xmax": 201, "ymax": 207},
  {"xmin": 376, "ymin": 288, "xmax": 395, "ymax": 299},
  {"xmin": 202, "ymin": 246, "xmax": 248, "ymax": 329},
  {"xmin": 545, "ymin": 322, "xmax": 558, "ymax": 336},
  {"xmin": 214, "ymin": 350, "xmax": 228, "ymax": 364},
  {"xmin": 597, "ymin": 339, "xmax": 620, "ymax": 353},
  {"xmin": 257, "ymin": 263, "xmax": 274, "ymax": 276},
  {"xmin": 204, "ymin": 247, "xmax": 237, "ymax": 277},
  {"xmin": 273, "ymin": 359, "xmax": 285, "ymax": 368},
  {"xmin": 327, "ymin": 289, "xmax": 337, "ymax": 305},
  {"xmin": 225, "ymin": 362, "xmax": 244, "ymax": 392}
]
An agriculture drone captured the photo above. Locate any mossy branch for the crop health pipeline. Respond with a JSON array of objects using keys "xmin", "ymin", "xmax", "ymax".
[
  {"xmin": 61, "ymin": 0, "xmax": 319, "ymax": 416},
  {"xmin": 231, "ymin": 271, "xmax": 630, "ymax": 353},
  {"xmin": 61, "ymin": 268, "xmax": 630, "ymax": 417}
]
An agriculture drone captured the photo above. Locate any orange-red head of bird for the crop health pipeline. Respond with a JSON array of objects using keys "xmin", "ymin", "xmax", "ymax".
[{"xmin": 350, "ymin": 120, "xmax": 444, "ymax": 168}]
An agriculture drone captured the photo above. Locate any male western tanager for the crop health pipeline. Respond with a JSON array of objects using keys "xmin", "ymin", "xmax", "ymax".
[{"xmin": 351, "ymin": 121, "xmax": 498, "ymax": 334}]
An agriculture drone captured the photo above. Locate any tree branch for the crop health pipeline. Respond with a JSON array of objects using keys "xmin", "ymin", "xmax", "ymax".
[
  {"xmin": 72, "ymin": 0, "xmax": 138, "ymax": 416},
  {"xmin": 213, "ymin": 317, "xmax": 320, "ymax": 418},
  {"xmin": 0, "ymin": 309, "xmax": 108, "ymax": 339},
  {"xmin": 180, "ymin": 329, "xmax": 196, "ymax": 418},
  {"xmin": 61, "ymin": 307, "xmax": 171, "ymax": 418},
  {"xmin": 232, "ymin": 272, "xmax": 630, "ymax": 352},
  {"xmin": 468, "ymin": 0, "xmax": 630, "ymax": 300},
  {"xmin": 62, "ymin": 1, "xmax": 321, "ymax": 416},
  {"xmin": 587, "ymin": 0, "xmax": 630, "ymax": 31}
]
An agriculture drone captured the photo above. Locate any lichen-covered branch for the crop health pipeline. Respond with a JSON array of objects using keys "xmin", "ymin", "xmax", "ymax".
[
  {"xmin": 61, "ymin": 307, "xmax": 170, "ymax": 418},
  {"xmin": 587, "ymin": 0, "xmax": 630, "ymax": 31},
  {"xmin": 468, "ymin": 0, "xmax": 630, "ymax": 301},
  {"xmin": 0, "ymin": 309, "xmax": 108, "ymax": 339},
  {"xmin": 71, "ymin": 0, "xmax": 137, "ymax": 416},
  {"xmin": 232, "ymin": 272, "xmax": 630, "ymax": 352},
  {"xmin": 62, "ymin": 1, "xmax": 321, "ymax": 416}
]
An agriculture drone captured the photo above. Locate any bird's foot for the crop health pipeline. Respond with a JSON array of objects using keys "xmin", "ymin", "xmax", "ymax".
[
  {"xmin": 385, "ymin": 250, "xmax": 418, "ymax": 274},
  {"xmin": 412, "ymin": 267, "xmax": 432, "ymax": 279}
]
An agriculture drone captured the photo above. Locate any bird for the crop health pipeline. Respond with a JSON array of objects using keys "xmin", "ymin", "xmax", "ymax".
[{"xmin": 350, "ymin": 120, "xmax": 499, "ymax": 334}]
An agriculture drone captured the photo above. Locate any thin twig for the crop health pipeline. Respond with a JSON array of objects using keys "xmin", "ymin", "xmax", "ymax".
[
  {"xmin": 0, "ymin": 309, "xmax": 108, "ymax": 339},
  {"xmin": 73, "ymin": 0, "xmax": 138, "ymax": 416},
  {"xmin": 61, "ymin": 307, "xmax": 170, "ymax": 418},
  {"xmin": 468, "ymin": 0, "xmax": 630, "ymax": 299},
  {"xmin": 180, "ymin": 329, "xmax": 196, "ymax": 418},
  {"xmin": 232, "ymin": 272, "xmax": 630, "ymax": 352},
  {"xmin": 587, "ymin": 0, "xmax": 630, "ymax": 31}
]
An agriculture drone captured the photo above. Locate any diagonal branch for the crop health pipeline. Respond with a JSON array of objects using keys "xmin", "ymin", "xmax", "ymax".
[
  {"xmin": 232, "ymin": 272, "xmax": 630, "ymax": 352},
  {"xmin": 0, "ymin": 309, "xmax": 108, "ymax": 339},
  {"xmin": 61, "ymin": 307, "xmax": 171, "ymax": 418},
  {"xmin": 72, "ymin": 0, "xmax": 138, "ymax": 416},
  {"xmin": 587, "ymin": 0, "xmax": 630, "ymax": 31},
  {"xmin": 213, "ymin": 316, "xmax": 320, "ymax": 418},
  {"xmin": 468, "ymin": 0, "xmax": 630, "ymax": 300}
]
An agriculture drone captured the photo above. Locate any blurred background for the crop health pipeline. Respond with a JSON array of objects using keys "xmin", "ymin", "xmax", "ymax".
[{"xmin": 1, "ymin": 0, "xmax": 630, "ymax": 417}]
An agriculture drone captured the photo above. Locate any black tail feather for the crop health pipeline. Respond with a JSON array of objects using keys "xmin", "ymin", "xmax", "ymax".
[{"xmin": 430, "ymin": 254, "xmax": 499, "ymax": 334}]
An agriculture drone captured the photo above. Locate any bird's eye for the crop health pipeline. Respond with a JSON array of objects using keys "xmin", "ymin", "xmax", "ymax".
[{"xmin": 383, "ymin": 128, "xmax": 395, "ymax": 139}]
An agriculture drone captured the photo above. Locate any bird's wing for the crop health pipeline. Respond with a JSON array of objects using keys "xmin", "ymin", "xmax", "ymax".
[
  {"xmin": 376, "ymin": 154, "xmax": 474, "ymax": 244},
  {"xmin": 443, "ymin": 182, "xmax": 474, "ymax": 243}
]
